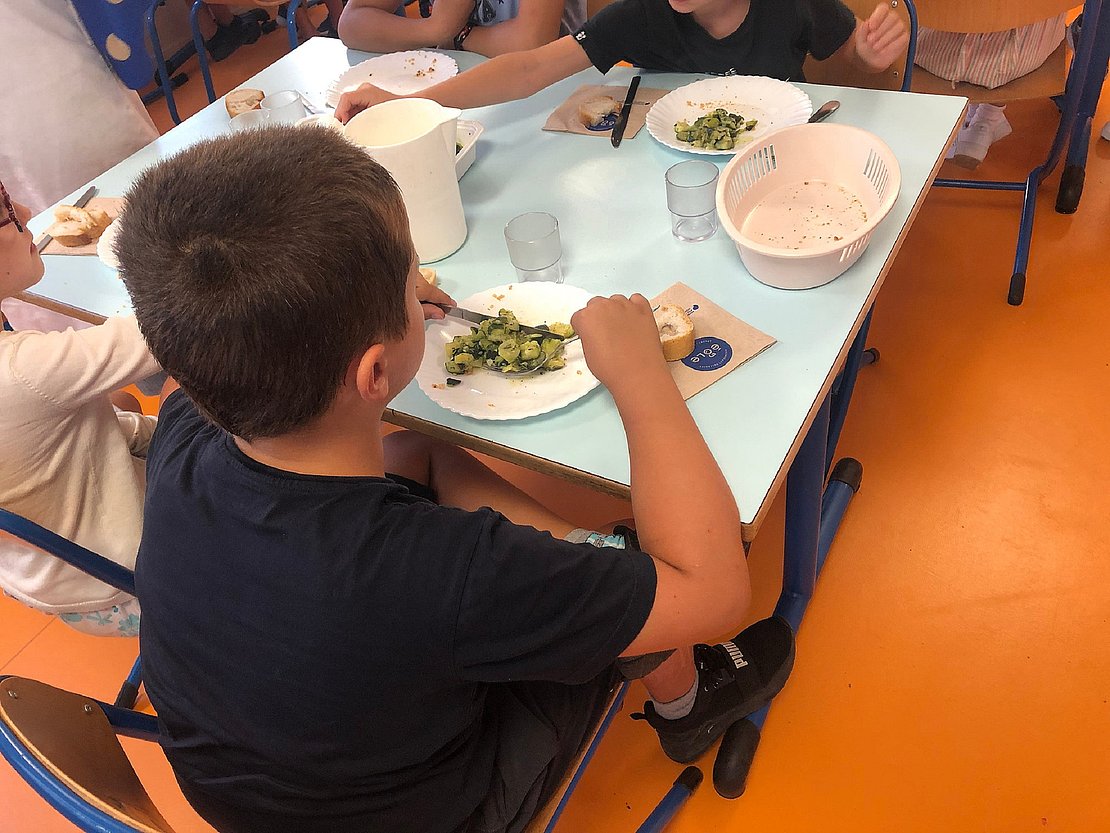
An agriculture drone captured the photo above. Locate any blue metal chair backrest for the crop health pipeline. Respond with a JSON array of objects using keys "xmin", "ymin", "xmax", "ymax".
[
  {"xmin": 0, "ymin": 508, "xmax": 143, "ymax": 708},
  {"xmin": 67, "ymin": 0, "xmax": 155, "ymax": 92},
  {"xmin": 0, "ymin": 508, "xmax": 136, "ymax": 597}
]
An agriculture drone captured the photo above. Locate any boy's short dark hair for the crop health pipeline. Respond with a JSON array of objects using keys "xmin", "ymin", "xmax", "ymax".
[{"xmin": 117, "ymin": 125, "xmax": 411, "ymax": 440}]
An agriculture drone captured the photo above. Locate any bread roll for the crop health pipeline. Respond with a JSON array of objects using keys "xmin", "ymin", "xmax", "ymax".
[
  {"xmin": 49, "ymin": 220, "xmax": 99, "ymax": 247},
  {"xmin": 654, "ymin": 304, "xmax": 695, "ymax": 361},
  {"xmin": 226, "ymin": 88, "xmax": 264, "ymax": 118},
  {"xmin": 578, "ymin": 95, "xmax": 620, "ymax": 128},
  {"xmin": 419, "ymin": 267, "xmax": 437, "ymax": 286},
  {"xmin": 47, "ymin": 205, "xmax": 113, "ymax": 247}
]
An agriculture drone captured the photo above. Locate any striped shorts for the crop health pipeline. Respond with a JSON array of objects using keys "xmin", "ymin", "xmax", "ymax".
[{"xmin": 915, "ymin": 16, "xmax": 1066, "ymax": 89}]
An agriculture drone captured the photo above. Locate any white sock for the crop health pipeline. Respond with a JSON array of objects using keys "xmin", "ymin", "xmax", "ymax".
[{"xmin": 651, "ymin": 676, "xmax": 698, "ymax": 721}]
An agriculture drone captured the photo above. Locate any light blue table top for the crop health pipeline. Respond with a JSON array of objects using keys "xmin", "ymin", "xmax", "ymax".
[{"xmin": 25, "ymin": 38, "xmax": 965, "ymax": 537}]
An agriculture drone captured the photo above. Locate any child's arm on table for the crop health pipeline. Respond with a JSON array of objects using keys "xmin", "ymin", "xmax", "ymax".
[
  {"xmin": 570, "ymin": 295, "xmax": 750, "ymax": 657},
  {"xmin": 336, "ymin": 35, "xmax": 592, "ymax": 120},
  {"xmin": 835, "ymin": 2, "xmax": 909, "ymax": 73},
  {"xmin": 339, "ymin": 0, "xmax": 474, "ymax": 53}
]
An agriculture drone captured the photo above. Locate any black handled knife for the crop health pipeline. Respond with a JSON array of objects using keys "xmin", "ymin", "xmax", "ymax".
[{"xmin": 610, "ymin": 75, "xmax": 642, "ymax": 148}]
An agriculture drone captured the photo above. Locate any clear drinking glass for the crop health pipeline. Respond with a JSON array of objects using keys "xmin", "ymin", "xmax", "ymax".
[
  {"xmin": 665, "ymin": 160, "xmax": 720, "ymax": 242},
  {"xmin": 230, "ymin": 109, "xmax": 270, "ymax": 132},
  {"xmin": 260, "ymin": 90, "xmax": 308, "ymax": 125},
  {"xmin": 504, "ymin": 212, "xmax": 563, "ymax": 282}
]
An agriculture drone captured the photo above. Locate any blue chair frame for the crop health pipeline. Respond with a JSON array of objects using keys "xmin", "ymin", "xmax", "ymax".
[
  {"xmin": 0, "ymin": 508, "xmax": 143, "ymax": 709},
  {"xmin": 0, "ymin": 675, "xmax": 684, "ymax": 833},
  {"xmin": 905, "ymin": 0, "xmax": 1108, "ymax": 305},
  {"xmin": 192, "ymin": 0, "xmax": 304, "ymax": 104}
]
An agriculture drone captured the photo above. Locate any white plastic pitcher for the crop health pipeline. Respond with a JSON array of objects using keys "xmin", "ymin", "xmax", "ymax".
[{"xmin": 344, "ymin": 99, "xmax": 467, "ymax": 263}]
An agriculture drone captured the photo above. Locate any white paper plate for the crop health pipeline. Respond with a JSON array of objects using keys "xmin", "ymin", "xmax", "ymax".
[
  {"xmin": 417, "ymin": 283, "xmax": 599, "ymax": 421},
  {"xmin": 646, "ymin": 76, "xmax": 813, "ymax": 156},
  {"xmin": 326, "ymin": 51, "xmax": 458, "ymax": 107},
  {"xmin": 96, "ymin": 219, "xmax": 121, "ymax": 270}
]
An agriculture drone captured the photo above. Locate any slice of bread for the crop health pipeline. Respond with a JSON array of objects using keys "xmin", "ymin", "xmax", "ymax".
[
  {"xmin": 578, "ymin": 95, "xmax": 620, "ymax": 128},
  {"xmin": 226, "ymin": 88, "xmax": 265, "ymax": 118},
  {"xmin": 419, "ymin": 267, "xmax": 437, "ymax": 286},
  {"xmin": 654, "ymin": 304, "xmax": 695, "ymax": 361},
  {"xmin": 48, "ymin": 205, "xmax": 113, "ymax": 247},
  {"xmin": 49, "ymin": 220, "xmax": 99, "ymax": 247}
]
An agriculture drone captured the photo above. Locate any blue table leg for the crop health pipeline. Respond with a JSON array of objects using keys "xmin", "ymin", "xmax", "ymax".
[
  {"xmin": 1057, "ymin": 0, "xmax": 1109, "ymax": 214},
  {"xmin": 713, "ymin": 310, "xmax": 872, "ymax": 796}
]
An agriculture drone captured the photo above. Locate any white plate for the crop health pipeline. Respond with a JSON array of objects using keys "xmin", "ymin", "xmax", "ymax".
[
  {"xmin": 646, "ymin": 76, "xmax": 813, "ymax": 156},
  {"xmin": 417, "ymin": 283, "xmax": 599, "ymax": 421},
  {"xmin": 326, "ymin": 51, "xmax": 458, "ymax": 107},
  {"xmin": 96, "ymin": 219, "xmax": 121, "ymax": 270}
]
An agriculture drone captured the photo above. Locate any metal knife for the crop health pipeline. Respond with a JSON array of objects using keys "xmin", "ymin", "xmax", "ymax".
[
  {"xmin": 36, "ymin": 185, "xmax": 98, "ymax": 253},
  {"xmin": 610, "ymin": 75, "xmax": 642, "ymax": 149},
  {"xmin": 445, "ymin": 306, "xmax": 568, "ymax": 340}
]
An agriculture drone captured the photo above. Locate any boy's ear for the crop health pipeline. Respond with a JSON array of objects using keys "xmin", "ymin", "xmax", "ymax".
[{"xmin": 352, "ymin": 344, "xmax": 390, "ymax": 402}]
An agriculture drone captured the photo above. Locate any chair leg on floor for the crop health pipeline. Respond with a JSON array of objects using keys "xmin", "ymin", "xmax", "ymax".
[{"xmin": 113, "ymin": 657, "xmax": 143, "ymax": 709}]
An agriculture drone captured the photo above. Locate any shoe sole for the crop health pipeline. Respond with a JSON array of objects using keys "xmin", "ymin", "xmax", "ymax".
[
  {"xmin": 660, "ymin": 623, "xmax": 797, "ymax": 763},
  {"xmin": 950, "ymin": 153, "xmax": 983, "ymax": 170}
]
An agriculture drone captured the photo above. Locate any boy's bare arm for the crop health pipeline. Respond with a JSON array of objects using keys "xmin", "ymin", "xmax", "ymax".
[
  {"xmin": 158, "ymin": 376, "xmax": 180, "ymax": 413},
  {"xmin": 336, "ymin": 35, "xmax": 592, "ymax": 120},
  {"xmin": 459, "ymin": 0, "xmax": 565, "ymax": 56},
  {"xmin": 835, "ymin": 3, "xmax": 909, "ymax": 73},
  {"xmin": 338, "ymin": 0, "xmax": 473, "ymax": 52},
  {"xmin": 570, "ymin": 296, "xmax": 750, "ymax": 657}
]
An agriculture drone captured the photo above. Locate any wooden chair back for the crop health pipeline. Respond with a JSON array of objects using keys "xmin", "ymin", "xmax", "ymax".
[
  {"xmin": 913, "ymin": 0, "xmax": 1074, "ymax": 33},
  {"xmin": 802, "ymin": 0, "xmax": 913, "ymax": 91},
  {"xmin": 910, "ymin": 0, "xmax": 1070, "ymax": 102},
  {"xmin": 0, "ymin": 677, "xmax": 177, "ymax": 833}
]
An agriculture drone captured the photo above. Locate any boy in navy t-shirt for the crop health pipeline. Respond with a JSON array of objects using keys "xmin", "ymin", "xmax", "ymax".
[
  {"xmin": 336, "ymin": 0, "xmax": 909, "ymax": 119},
  {"xmin": 118, "ymin": 126, "xmax": 794, "ymax": 832}
]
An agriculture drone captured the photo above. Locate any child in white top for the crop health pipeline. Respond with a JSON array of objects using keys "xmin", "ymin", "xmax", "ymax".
[{"xmin": 0, "ymin": 177, "xmax": 159, "ymax": 637}]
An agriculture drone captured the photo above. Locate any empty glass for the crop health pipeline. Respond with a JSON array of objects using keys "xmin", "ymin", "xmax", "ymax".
[
  {"xmin": 665, "ymin": 160, "xmax": 720, "ymax": 242},
  {"xmin": 260, "ymin": 90, "xmax": 308, "ymax": 125},
  {"xmin": 504, "ymin": 212, "xmax": 563, "ymax": 283},
  {"xmin": 229, "ymin": 109, "xmax": 270, "ymax": 132}
]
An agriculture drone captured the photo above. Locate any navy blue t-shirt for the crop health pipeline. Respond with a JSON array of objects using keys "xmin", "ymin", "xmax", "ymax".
[
  {"xmin": 137, "ymin": 391, "xmax": 656, "ymax": 832},
  {"xmin": 575, "ymin": 0, "xmax": 857, "ymax": 80}
]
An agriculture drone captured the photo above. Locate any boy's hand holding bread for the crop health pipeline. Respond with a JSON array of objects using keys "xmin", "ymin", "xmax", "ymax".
[{"xmin": 572, "ymin": 294, "xmax": 671, "ymax": 396}]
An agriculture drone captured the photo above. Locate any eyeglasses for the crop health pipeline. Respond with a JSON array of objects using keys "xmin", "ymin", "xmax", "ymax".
[{"xmin": 0, "ymin": 180, "xmax": 25, "ymax": 234}]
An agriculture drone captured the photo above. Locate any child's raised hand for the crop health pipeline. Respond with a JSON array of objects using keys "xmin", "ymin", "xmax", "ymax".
[
  {"xmin": 854, "ymin": 3, "xmax": 909, "ymax": 73},
  {"xmin": 571, "ymin": 294, "xmax": 669, "ymax": 395},
  {"xmin": 336, "ymin": 84, "xmax": 397, "ymax": 123}
]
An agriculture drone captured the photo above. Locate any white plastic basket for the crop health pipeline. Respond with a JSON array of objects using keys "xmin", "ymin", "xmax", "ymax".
[{"xmin": 716, "ymin": 123, "xmax": 901, "ymax": 290}]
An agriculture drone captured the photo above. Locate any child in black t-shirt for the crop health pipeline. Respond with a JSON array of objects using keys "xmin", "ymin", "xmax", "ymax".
[
  {"xmin": 336, "ymin": 0, "xmax": 909, "ymax": 119},
  {"xmin": 118, "ymin": 126, "xmax": 794, "ymax": 833}
]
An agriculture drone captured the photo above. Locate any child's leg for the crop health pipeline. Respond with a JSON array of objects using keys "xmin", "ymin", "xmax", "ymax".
[{"xmin": 383, "ymin": 431, "xmax": 577, "ymax": 538}]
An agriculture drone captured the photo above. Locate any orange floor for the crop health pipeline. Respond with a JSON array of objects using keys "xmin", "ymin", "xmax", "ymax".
[{"xmin": 3, "ymin": 20, "xmax": 1110, "ymax": 833}]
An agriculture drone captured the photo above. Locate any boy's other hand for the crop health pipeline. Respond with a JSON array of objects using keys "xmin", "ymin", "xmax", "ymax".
[
  {"xmin": 418, "ymin": 280, "xmax": 455, "ymax": 320},
  {"xmin": 854, "ymin": 3, "xmax": 909, "ymax": 72},
  {"xmin": 571, "ymin": 294, "xmax": 669, "ymax": 396},
  {"xmin": 336, "ymin": 84, "xmax": 397, "ymax": 123}
]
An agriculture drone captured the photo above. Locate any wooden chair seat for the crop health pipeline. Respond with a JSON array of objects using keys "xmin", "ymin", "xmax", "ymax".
[
  {"xmin": 911, "ymin": 41, "xmax": 1067, "ymax": 103},
  {"xmin": 0, "ymin": 677, "xmax": 176, "ymax": 833}
]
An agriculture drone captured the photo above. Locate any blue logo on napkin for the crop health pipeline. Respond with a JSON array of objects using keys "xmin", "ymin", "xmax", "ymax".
[
  {"xmin": 586, "ymin": 113, "xmax": 619, "ymax": 132},
  {"xmin": 682, "ymin": 337, "xmax": 732, "ymax": 371}
]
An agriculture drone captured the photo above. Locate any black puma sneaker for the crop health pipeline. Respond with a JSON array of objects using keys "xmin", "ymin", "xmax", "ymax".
[{"xmin": 633, "ymin": 616, "xmax": 796, "ymax": 763}]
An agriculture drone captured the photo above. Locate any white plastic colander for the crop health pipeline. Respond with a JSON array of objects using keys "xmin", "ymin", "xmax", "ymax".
[{"xmin": 716, "ymin": 123, "xmax": 901, "ymax": 290}]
